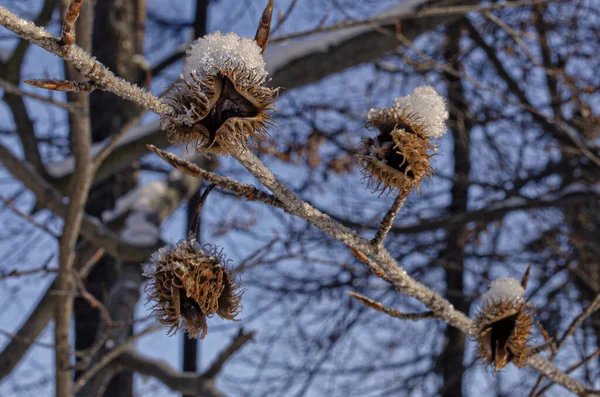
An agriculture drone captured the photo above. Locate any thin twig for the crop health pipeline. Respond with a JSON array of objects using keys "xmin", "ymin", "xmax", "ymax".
[
  {"xmin": 348, "ymin": 292, "xmax": 435, "ymax": 321},
  {"xmin": 189, "ymin": 183, "xmax": 216, "ymax": 238},
  {"xmin": 1, "ymin": 196, "xmax": 60, "ymax": 238},
  {"xmin": 0, "ymin": 5, "xmax": 169, "ymax": 114},
  {"xmin": 0, "ymin": 328, "xmax": 56, "ymax": 350},
  {"xmin": 60, "ymin": 0, "xmax": 83, "ymax": 45},
  {"xmin": 92, "ymin": 115, "xmax": 143, "ymax": 170},
  {"xmin": 73, "ymin": 270, "xmax": 114, "ymax": 326},
  {"xmin": 147, "ymin": 145, "xmax": 284, "ymax": 209},
  {"xmin": 0, "ymin": 254, "xmax": 56, "ymax": 280},
  {"xmin": 202, "ymin": 329, "xmax": 256, "ymax": 379},
  {"xmin": 532, "ymin": 292, "xmax": 600, "ymax": 396},
  {"xmin": 270, "ymin": 0, "xmax": 554, "ymax": 43},
  {"xmin": 54, "ymin": 3, "xmax": 94, "ymax": 393},
  {"xmin": 24, "ymin": 78, "xmax": 96, "ymax": 92},
  {"xmin": 230, "ymin": 148, "xmax": 595, "ymax": 397},
  {"xmin": 557, "ymin": 293, "xmax": 600, "ymax": 350},
  {"xmin": 73, "ymin": 325, "xmax": 162, "ymax": 393},
  {"xmin": 0, "ymin": 78, "xmax": 81, "ymax": 113},
  {"xmin": 371, "ymin": 192, "xmax": 408, "ymax": 247},
  {"xmin": 535, "ymin": 349, "xmax": 600, "ymax": 396}
]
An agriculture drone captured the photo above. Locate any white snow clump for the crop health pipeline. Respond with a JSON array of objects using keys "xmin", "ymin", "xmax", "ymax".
[
  {"xmin": 394, "ymin": 86, "xmax": 449, "ymax": 138},
  {"xmin": 183, "ymin": 31, "xmax": 268, "ymax": 83},
  {"xmin": 481, "ymin": 277, "xmax": 525, "ymax": 306}
]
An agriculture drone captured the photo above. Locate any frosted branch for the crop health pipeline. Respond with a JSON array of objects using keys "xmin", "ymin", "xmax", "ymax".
[{"xmin": 0, "ymin": 5, "xmax": 169, "ymax": 114}]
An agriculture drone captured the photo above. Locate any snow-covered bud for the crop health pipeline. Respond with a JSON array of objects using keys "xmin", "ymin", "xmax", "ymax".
[
  {"xmin": 143, "ymin": 238, "xmax": 242, "ymax": 339},
  {"xmin": 474, "ymin": 275, "xmax": 534, "ymax": 371},
  {"xmin": 358, "ymin": 86, "xmax": 447, "ymax": 195},
  {"xmin": 161, "ymin": 31, "xmax": 277, "ymax": 155}
]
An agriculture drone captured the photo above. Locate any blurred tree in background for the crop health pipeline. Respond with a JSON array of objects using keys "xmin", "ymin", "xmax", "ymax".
[{"xmin": 0, "ymin": 0, "xmax": 598, "ymax": 396}]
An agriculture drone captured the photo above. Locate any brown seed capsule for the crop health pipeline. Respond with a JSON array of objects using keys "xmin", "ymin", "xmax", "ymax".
[
  {"xmin": 358, "ymin": 107, "xmax": 434, "ymax": 195},
  {"xmin": 143, "ymin": 238, "xmax": 242, "ymax": 339},
  {"xmin": 161, "ymin": 31, "xmax": 278, "ymax": 155},
  {"xmin": 358, "ymin": 86, "xmax": 448, "ymax": 195},
  {"xmin": 474, "ymin": 277, "xmax": 534, "ymax": 371}
]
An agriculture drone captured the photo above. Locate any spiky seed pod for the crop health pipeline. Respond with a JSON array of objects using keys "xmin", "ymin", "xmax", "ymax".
[
  {"xmin": 143, "ymin": 238, "xmax": 242, "ymax": 339},
  {"xmin": 474, "ymin": 277, "xmax": 534, "ymax": 371},
  {"xmin": 358, "ymin": 86, "xmax": 448, "ymax": 195},
  {"xmin": 160, "ymin": 31, "xmax": 278, "ymax": 155}
]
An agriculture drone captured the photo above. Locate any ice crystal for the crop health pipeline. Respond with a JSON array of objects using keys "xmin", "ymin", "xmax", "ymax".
[
  {"xmin": 482, "ymin": 277, "xmax": 525, "ymax": 306},
  {"xmin": 184, "ymin": 31, "xmax": 268, "ymax": 83},
  {"xmin": 393, "ymin": 86, "xmax": 448, "ymax": 138}
]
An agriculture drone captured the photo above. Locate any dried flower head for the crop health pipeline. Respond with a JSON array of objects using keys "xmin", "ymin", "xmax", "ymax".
[
  {"xmin": 474, "ymin": 276, "xmax": 534, "ymax": 371},
  {"xmin": 358, "ymin": 86, "xmax": 448, "ymax": 195},
  {"xmin": 161, "ymin": 23, "xmax": 277, "ymax": 155},
  {"xmin": 143, "ymin": 238, "xmax": 242, "ymax": 339}
]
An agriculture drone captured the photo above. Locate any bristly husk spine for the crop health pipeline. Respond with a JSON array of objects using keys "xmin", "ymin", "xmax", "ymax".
[
  {"xmin": 474, "ymin": 298, "xmax": 534, "ymax": 371},
  {"xmin": 473, "ymin": 270, "xmax": 535, "ymax": 373},
  {"xmin": 161, "ymin": 63, "xmax": 277, "ymax": 155},
  {"xmin": 358, "ymin": 106, "xmax": 435, "ymax": 195},
  {"xmin": 143, "ymin": 239, "xmax": 243, "ymax": 339}
]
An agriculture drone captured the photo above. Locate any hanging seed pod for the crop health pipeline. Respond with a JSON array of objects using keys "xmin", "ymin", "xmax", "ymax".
[
  {"xmin": 358, "ymin": 86, "xmax": 448, "ymax": 195},
  {"xmin": 474, "ymin": 273, "xmax": 534, "ymax": 371},
  {"xmin": 143, "ymin": 238, "xmax": 242, "ymax": 339},
  {"xmin": 160, "ymin": 1, "xmax": 277, "ymax": 155}
]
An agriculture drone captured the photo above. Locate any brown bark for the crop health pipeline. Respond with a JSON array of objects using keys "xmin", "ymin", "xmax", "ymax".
[
  {"xmin": 438, "ymin": 20, "xmax": 472, "ymax": 397},
  {"xmin": 74, "ymin": 1, "xmax": 145, "ymax": 396}
]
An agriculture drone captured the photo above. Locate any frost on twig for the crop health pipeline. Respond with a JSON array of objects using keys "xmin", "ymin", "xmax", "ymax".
[{"xmin": 0, "ymin": 5, "xmax": 168, "ymax": 114}]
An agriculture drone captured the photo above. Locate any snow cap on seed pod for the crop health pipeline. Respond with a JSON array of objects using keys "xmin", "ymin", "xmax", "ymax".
[
  {"xmin": 143, "ymin": 237, "xmax": 242, "ymax": 339},
  {"xmin": 474, "ymin": 267, "xmax": 534, "ymax": 371},
  {"xmin": 160, "ymin": 0, "xmax": 277, "ymax": 155},
  {"xmin": 358, "ymin": 86, "xmax": 448, "ymax": 195}
]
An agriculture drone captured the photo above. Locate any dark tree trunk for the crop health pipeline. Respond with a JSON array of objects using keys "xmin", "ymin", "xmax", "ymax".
[
  {"xmin": 74, "ymin": 1, "xmax": 146, "ymax": 396},
  {"xmin": 182, "ymin": 3, "xmax": 208, "ymax": 393},
  {"xmin": 438, "ymin": 20, "xmax": 472, "ymax": 397}
]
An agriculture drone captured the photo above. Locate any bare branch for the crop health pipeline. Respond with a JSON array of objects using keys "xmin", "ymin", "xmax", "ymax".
[
  {"xmin": 229, "ymin": 148, "xmax": 596, "ymax": 397},
  {"xmin": 202, "ymin": 329, "xmax": 256, "ymax": 379},
  {"xmin": 24, "ymin": 78, "xmax": 96, "ymax": 92},
  {"xmin": 147, "ymin": 145, "xmax": 284, "ymax": 209},
  {"xmin": 371, "ymin": 192, "xmax": 408, "ymax": 247},
  {"xmin": 92, "ymin": 116, "xmax": 143, "ymax": 171},
  {"xmin": 116, "ymin": 350, "xmax": 225, "ymax": 397},
  {"xmin": 0, "ymin": 246, "xmax": 103, "ymax": 380},
  {"xmin": 0, "ymin": 143, "xmax": 162, "ymax": 261},
  {"xmin": 60, "ymin": 0, "xmax": 83, "ymax": 45},
  {"xmin": 0, "ymin": 78, "xmax": 81, "ymax": 113},
  {"xmin": 0, "ymin": 5, "xmax": 168, "ymax": 114},
  {"xmin": 254, "ymin": 0, "xmax": 274, "ymax": 54},
  {"xmin": 347, "ymin": 292, "xmax": 435, "ymax": 321},
  {"xmin": 73, "ymin": 325, "xmax": 161, "ymax": 394},
  {"xmin": 54, "ymin": 6, "xmax": 94, "ymax": 392},
  {"xmin": 0, "ymin": 254, "xmax": 57, "ymax": 280}
]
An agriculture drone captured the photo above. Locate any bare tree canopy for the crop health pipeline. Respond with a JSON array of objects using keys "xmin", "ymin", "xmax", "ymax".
[{"xmin": 0, "ymin": 0, "xmax": 599, "ymax": 397}]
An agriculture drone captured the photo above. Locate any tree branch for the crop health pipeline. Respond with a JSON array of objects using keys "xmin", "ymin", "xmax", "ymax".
[
  {"xmin": 202, "ymin": 329, "xmax": 255, "ymax": 379},
  {"xmin": 371, "ymin": 192, "xmax": 408, "ymax": 247},
  {"xmin": 0, "ymin": 5, "xmax": 168, "ymax": 114},
  {"xmin": 227, "ymin": 148, "xmax": 597, "ymax": 397},
  {"xmin": 116, "ymin": 350, "xmax": 225, "ymax": 397},
  {"xmin": 0, "ymin": 143, "xmax": 162, "ymax": 261}
]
